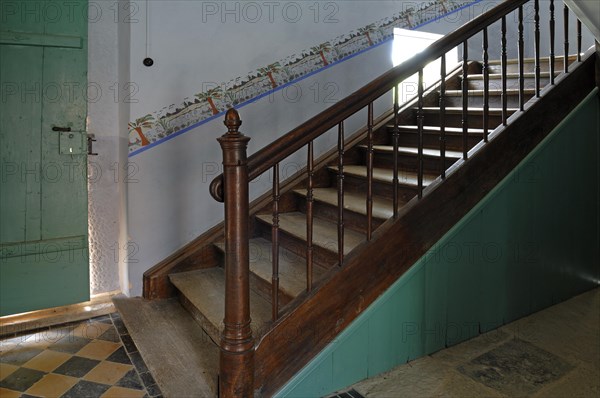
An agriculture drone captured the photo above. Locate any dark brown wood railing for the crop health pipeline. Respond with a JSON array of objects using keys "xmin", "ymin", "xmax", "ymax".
[{"xmin": 210, "ymin": 1, "xmax": 588, "ymax": 396}]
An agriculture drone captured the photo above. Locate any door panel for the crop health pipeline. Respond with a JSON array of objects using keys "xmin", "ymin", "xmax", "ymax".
[
  {"xmin": 1, "ymin": 45, "xmax": 44, "ymax": 244},
  {"xmin": 41, "ymin": 44, "xmax": 88, "ymax": 240},
  {"xmin": 2, "ymin": 249, "xmax": 89, "ymax": 317},
  {"xmin": 1, "ymin": 0, "xmax": 89, "ymax": 316}
]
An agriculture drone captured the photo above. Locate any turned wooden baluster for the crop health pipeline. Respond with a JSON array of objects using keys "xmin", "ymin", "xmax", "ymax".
[
  {"xmin": 440, "ymin": 54, "xmax": 448, "ymax": 174},
  {"xmin": 550, "ymin": 0, "xmax": 555, "ymax": 84},
  {"xmin": 217, "ymin": 109, "xmax": 254, "ymax": 398},
  {"xmin": 392, "ymin": 86, "xmax": 400, "ymax": 214},
  {"xmin": 337, "ymin": 122, "xmax": 345, "ymax": 265},
  {"xmin": 306, "ymin": 141, "xmax": 314, "ymax": 291},
  {"xmin": 417, "ymin": 68, "xmax": 425, "ymax": 198},
  {"xmin": 564, "ymin": 5, "xmax": 569, "ymax": 73},
  {"xmin": 501, "ymin": 16, "xmax": 508, "ymax": 126},
  {"xmin": 271, "ymin": 163, "xmax": 280, "ymax": 320},
  {"xmin": 577, "ymin": 19, "xmax": 582, "ymax": 62},
  {"xmin": 518, "ymin": 6, "xmax": 525, "ymax": 108},
  {"xmin": 534, "ymin": 0, "xmax": 541, "ymax": 97},
  {"xmin": 366, "ymin": 102, "xmax": 374, "ymax": 240},
  {"xmin": 461, "ymin": 42, "xmax": 469, "ymax": 160},
  {"xmin": 482, "ymin": 29, "xmax": 489, "ymax": 142}
]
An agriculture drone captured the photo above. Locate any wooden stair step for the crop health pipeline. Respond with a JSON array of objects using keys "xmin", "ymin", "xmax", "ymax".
[
  {"xmin": 421, "ymin": 106, "xmax": 519, "ymax": 114},
  {"xmin": 113, "ymin": 296, "xmax": 218, "ymax": 398},
  {"xmin": 486, "ymin": 55, "xmax": 578, "ymax": 74},
  {"xmin": 293, "ymin": 187, "xmax": 395, "ymax": 220},
  {"xmin": 215, "ymin": 238, "xmax": 318, "ymax": 298},
  {"xmin": 256, "ymin": 212, "xmax": 364, "ymax": 256},
  {"xmin": 329, "ymin": 165, "xmax": 438, "ymax": 186},
  {"xmin": 444, "ymin": 88, "xmax": 536, "ymax": 96},
  {"xmin": 466, "ymin": 71, "xmax": 554, "ymax": 80},
  {"xmin": 388, "ymin": 125, "xmax": 485, "ymax": 135},
  {"xmin": 358, "ymin": 144, "xmax": 462, "ymax": 159},
  {"xmin": 169, "ymin": 267, "xmax": 272, "ymax": 344},
  {"xmin": 463, "ymin": 72, "xmax": 556, "ymax": 90},
  {"xmin": 487, "ymin": 54, "xmax": 576, "ymax": 66}
]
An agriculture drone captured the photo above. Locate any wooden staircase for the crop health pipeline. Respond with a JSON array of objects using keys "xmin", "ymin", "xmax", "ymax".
[
  {"xmin": 162, "ymin": 56, "xmax": 568, "ymax": 354},
  {"xmin": 115, "ymin": 1, "xmax": 597, "ymax": 396}
]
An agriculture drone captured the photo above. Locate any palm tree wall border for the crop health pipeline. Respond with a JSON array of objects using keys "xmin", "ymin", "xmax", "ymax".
[{"xmin": 128, "ymin": 0, "xmax": 476, "ymax": 157}]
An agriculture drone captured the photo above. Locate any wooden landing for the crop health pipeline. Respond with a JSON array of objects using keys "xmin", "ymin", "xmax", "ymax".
[{"xmin": 113, "ymin": 296, "xmax": 218, "ymax": 398}]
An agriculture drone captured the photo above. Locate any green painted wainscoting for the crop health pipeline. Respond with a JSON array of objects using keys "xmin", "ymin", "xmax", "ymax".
[{"xmin": 276, "ymin": 89, "xmax": 600, "ymax": 397}]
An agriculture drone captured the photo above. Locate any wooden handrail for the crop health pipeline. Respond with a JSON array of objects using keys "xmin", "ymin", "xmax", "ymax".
[{"xmin": 210, "ymin": 0, "xmax": 529, "ymax": 202}]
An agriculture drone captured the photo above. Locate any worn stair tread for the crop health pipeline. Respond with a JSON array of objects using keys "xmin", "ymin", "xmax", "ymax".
[
  {"xmin": 329, "ymin": 165, "xmax": 438, "ymax": 186},
  {"xmin": 444, "ymin": 88, "xmax": 536, "ymax": 96},
  {"xmin": 215, "ymin": 238, "xmax": 319, "ymax": 298},
  {"xmin": 169, "ymin": 268, "xmax": 272, "ymax": 344},
  {"xmin": 293, "ymin": 187, "xmax": 396, "ymax": 220},
  {"xmin": 113, "ymin": 296, "xmax": 218, "ymax": 398},
  {"xmin": 421, "ymin": 106, "xmax": 519, "ymax": 114},
  {"xmin": 256, "ymin": 212, "xmax": 364, "ymax": 256},
  {"xmin": 487, "ymin": 54, "xmax": 576, "ymax": 65},
  {"xmin": 467, "ymin": 71, "xmax": 554, "ymax": 79},
  {"xmin": 390, "ymin": 125, "xmax": 485, "ymax": 134},
  {"xmin": 358, "ymin": 144, "xmax": 462, "ymax": 159}
]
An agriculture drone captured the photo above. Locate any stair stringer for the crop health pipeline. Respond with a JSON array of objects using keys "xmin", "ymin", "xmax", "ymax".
[{"xmin": 253, "ymin": 51, "xmax": 597, "ymax": 397}]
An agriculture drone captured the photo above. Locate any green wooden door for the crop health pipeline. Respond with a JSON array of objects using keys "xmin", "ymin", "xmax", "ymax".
[{"xmin": 1, "ymin": 0, "xmax": 89, "ymax": 316}]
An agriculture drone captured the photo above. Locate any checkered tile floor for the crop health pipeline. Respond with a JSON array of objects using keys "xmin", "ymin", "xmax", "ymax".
[{"xmin": 0, "ymin": 314, "xmax": 161, "ymax": 398}]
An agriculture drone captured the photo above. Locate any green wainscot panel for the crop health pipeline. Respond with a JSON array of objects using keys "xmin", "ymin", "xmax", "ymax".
[{"xmin": 0, "ymin": 242, "xmax": 89, "ymax": 315}]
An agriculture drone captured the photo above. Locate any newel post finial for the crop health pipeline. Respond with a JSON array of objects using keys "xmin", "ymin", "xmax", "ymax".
[
  {"xmin": 217, "ymin": 109, "xmax": 254, "ymax": 398},
  {"xmin": 224, "ymin": 108, "xmax": 242, "ymax": 134}
]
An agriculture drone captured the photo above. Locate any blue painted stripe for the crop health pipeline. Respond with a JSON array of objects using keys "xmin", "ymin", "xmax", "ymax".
[{"xmin": 129, "ymin": 0, "xmax": 484, "ymax": 158}]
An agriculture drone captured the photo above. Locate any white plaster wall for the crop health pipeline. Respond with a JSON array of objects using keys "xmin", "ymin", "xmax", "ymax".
[
  {"xmin": 532, "ymin": 0, "xmax": 596, "ymax": 56},
  {"xmin": 565, "ymin": 0, "xmax": 600, "ymax": 40},
  {"xmin": 87, "ymin": 0, "xmax": 130, "ymax": 295},
  {"xmin": 127, "ymin": 0, "xmax": 423, "ymax": 120},
  {"xmin": 117, "ymin": 0, "xmax": 132, "ymax": 296}
]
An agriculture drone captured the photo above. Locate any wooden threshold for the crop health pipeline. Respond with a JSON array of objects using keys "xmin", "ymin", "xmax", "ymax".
[{"xmin": 0, "ymin": 290, "xmax": 119, "ymax": 337}]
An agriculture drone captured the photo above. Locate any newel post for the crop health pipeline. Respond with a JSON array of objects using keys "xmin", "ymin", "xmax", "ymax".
[{"xmin": 217, "ymin": 109, "xmax": 254, "ymax": 397}]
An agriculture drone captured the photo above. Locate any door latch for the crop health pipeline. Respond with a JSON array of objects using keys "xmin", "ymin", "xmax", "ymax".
[
  {"xmin": 54, "ymin": 126, "xmax": 85, "ymax": 155},
  {"xmin": 53, "ymin": 126, "xmax": 97, "ymax": 155},
  {"xmin": 87, "ymin": 134, "xmax": 98, "ymax": 156}
]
